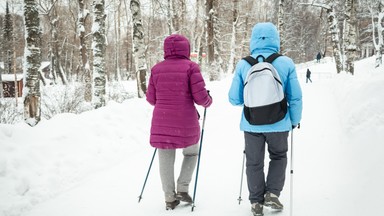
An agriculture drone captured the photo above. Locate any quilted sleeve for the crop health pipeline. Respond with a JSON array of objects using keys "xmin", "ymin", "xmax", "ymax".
[
  {"xmin": 189, "ymin": 63, "xmax": 212, "ymax": 108},
  {"xmin": 145, "ymin": 71, "xmax": 156, "ymax": 106}
]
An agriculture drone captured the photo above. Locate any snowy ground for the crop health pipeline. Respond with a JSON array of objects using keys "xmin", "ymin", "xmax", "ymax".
[{"xmin": 1, "ymin": 57, "xmax": 384, "ymax": 216}]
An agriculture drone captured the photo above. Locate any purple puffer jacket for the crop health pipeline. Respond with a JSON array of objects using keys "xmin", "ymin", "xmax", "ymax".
[{"xmin": 146, "ymin": 34, "xmax": 212, "ymax": 149}]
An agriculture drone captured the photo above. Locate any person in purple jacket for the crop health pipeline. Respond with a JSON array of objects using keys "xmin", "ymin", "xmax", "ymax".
[{"xmin": 146, "ymin": 34, "xmax": 212, "ymax": 210}]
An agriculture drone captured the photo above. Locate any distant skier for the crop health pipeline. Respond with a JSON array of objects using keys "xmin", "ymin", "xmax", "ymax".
[
  {"xmin": 316, "ymin": 52, "xmax": 322, "ymax": 63},
  {"xmin": 306, "ymin": 68, "xmax": 312, "ymax": 83},
  {"xmin": 146, "ymin": 34, "xmax": 212, "ymax": 211}
]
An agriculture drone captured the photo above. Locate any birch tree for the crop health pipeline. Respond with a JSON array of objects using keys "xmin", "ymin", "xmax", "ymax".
[
  {"xmin": 0, "ymin": 67, "xmax": 2, "ymax": 98},
  {"xmin": 130, "ymin": 0, "xmax": 147, "ymax": 98},
  {"xmin": 206, "ymin": 0, "xmax": 215, "ymax": 78},
  {"xmin": 92, "ymin": 0, "xmax": 107, "ymax": 108},
  {"xmin": 327, "ymin": 3, "xmax": 343, "ymax": 73},
  {"xmin": 371, "ymin": 1, "xmax": 384, "ymax": 67},
  {"xmin": 171, "ymin": 0, "xmax": 186, "ymax": 34},
  {"xmin": 302, "ymin": 1, "xmax": 343, "ymax": 73},
  {"xmin": 206, "ymin": 0, "xmax": 223, "ymax": 80},
  {"xmin": 226, "ymin": 0, "xmax": 239, "ymax": 74},
  {"xmin": 113, "ymin": 0, "xmax": 122, "ymax": 81},
  {"xmin": 343, "ymin": 0, "xmax": 358, "ymax": 74},
  {"xmin": 40, "ymin": 0, "xmax": 68, "ymax": 85},
  {"xmin": 194, "ymin": 0, "xmax": 205, "ymax": 66},
  {"xmin": 23, "ymin": 0, "xmax": 42, "ymax": 126},
  {"xmin": 78, "ymin": 0, "xmax": 92, "ymax": 102}
]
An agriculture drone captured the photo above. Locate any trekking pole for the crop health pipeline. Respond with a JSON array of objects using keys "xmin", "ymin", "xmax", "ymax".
[
  {"xmin": 238, "ymin": 149, "xmax": 246, "ymax": 204},
  {"xmin": 191, "ymin": 108, "xmax": 207, "ymax": 212},
  {"xmin": 138, "ymin": 148, "xmax": 157, "ymax": 203},
  {"xmin": 290, "ymin": 130, "xmax": 294, "ymax": 216}
]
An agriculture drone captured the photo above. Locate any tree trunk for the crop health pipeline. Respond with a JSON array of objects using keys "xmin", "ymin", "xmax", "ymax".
[
  {"xmin": 130, "ymin": 0, "xmax": 147, "ymax": 98},
  {"xmin": 226, "ymin": 0, "xmax": 239, "ymax": 74},
  {"xmin": 23, "ymin": 0, "xmax": 42, "ymax": 126},
  {"xmin": 193, "ymin": 0, "xmax": 201, "ymax": 52},
  {"xmin": 171, "ymin": 0, "xmax": 186, "ymax": 35},
  {"xmin": 206, "ymin": 0, "xmax": 222, "ymax": 81},
  {"xmin": 378, "ymin": 7, "xmax": 384, "ymax": 67},
  {"xmin": 3, "ymin": 2, "xmax": 14, "ymax": 75},
  {"xmin": 166, "ymin": 0, "xmax": 173, "ymax": 34},
  {"xmin": 326, "ymin": 5, "xmax": 343, "ymax": 73},
  {"xmin": 212, "ymin": 0, "xmax": 223, "ymax": 80},
  {"xmin": 0, "ymin": 67, "xmax": 3, "ymax": 98},
  {"xmin": 114, "ymin": 0, "xmax": 122, "ymax": 81},
  {"xmin": 206, "ymin": 0, "xmax": 214, "ymax": 68},
  {"xmin": 372, "ymin": 3, "xmax": 384, "ymax": 67},
  {"xmin": 92, "ymin": 0, "xmax": 107, "ymax": 108},
  {"xmin": 344, "ymin": 0, "xmax": 357, "ymax": 75},
  {"xmin": 78, "ymin": 0, "xmax": 92, "ymax": 102}
]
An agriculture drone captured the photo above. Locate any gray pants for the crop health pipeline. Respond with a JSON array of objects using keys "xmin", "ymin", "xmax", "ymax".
[
  {"xmin": 158, "ymin": 144, "xmax": 199, "ymax": 202},
  {"xmin": 244, "ymin": 131, "xmax": 289, "ymax": 204}
]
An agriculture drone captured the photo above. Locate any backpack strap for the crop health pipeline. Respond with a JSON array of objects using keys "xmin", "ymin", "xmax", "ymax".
[
  {"xmin": 265, "ymin": 53, "xmax": 282, "ymax": 63},
  {"xmin": 243, "ymin": 53, "xmax": 281, "ymax": 66},
  {"xmin": 243, "ymin": 56, "xmax": 258, "ymax": 66}
]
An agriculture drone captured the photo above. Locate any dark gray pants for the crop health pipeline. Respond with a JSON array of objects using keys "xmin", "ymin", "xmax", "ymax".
[{"xmin": 244, "ymin": 131, "xmax": 289, "ymax": 204}]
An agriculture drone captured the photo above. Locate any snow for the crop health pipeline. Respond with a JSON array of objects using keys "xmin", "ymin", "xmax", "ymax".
[
  {"xmin": 1, "ymin": 57, "xmax": 384, "ymax": 216},
  {"xmin": 1, "ymin": 74, "xmax": 23, "ymax": 82}
]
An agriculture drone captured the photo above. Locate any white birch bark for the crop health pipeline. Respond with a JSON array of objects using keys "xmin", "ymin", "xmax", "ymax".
[
  {"xmin": 23, "ymin": 0, "xmax": 42, "ymax": 126},
  {"xmin": 92, "ymin": 0, "xmax": 107, "ymax": 108},
  {"xmin": 327, "ymin": 6, "xmax": 343, "ymax": 73},
  {"xmin": 378, "ymin": 9, "xmax": 384, "ymax": 66},
  {"xmin": 114, "ymin": 0, "xmax": 122, "ymax": 81},
  {"xmin": 78, "ymin": 0, "xmax": 92, "ymax": 102},
  {"xmin": 130, "ymin": 0, "xmax": 147, "ymax": 98},
  {"xmin": 301, "ymin": 1, "xmax": 343, "ymax": 73},
  {"xmin": 0, "ymin": 69, "xmax": 3, "ymax": 98},
  {"xmin": 372, "ymin": 3, "xmax": 384, "ymax": 67},
  {"xmin": 206, "ymin": 0, "xmax": 223, "ymax": 81},
  {"xmin": 226, "ymin": 0, "xmax": 238, "ymax": 74},
  {"xmin": 344, "ymin": 0, "xmax": 357, "ymax": 75}
]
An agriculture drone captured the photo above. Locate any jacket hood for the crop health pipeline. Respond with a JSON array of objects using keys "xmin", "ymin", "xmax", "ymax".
[
  {"xmin": 164, "ymin": 34, "xmax": 190, "ymax": 59},
  {"xmin": 249, "ymin": 22, "xmax": 280, "ymax": 54}
]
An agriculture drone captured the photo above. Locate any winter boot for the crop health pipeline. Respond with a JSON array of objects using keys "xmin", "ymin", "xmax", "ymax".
[
  {"xmin": 165, "ymin": 200, "xmax": 180, "ymax": 210},
  {"xmin": 175, "ymin": 192, "xmax": 193, "ymax": 203},
  {"xmin": 251, "ymin": 202, "xmax": 264, "ymax": 216},
  {"xmin": 264, "ymin": 192, "xmax": 284, "ymax": 210}
]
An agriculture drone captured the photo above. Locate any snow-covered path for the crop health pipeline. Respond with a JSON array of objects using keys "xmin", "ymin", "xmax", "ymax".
[
  {"xmin": 21, "ymin": 75, "xmax": 353, "ymax": 216},
  {"xmin": 2, "ymin": 58, "xmax": 384, "ymax": 216}
]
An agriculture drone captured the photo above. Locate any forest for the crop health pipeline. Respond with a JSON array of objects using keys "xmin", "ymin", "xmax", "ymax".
[{"xmin": 0, "ymin": 0, "xmax": 383, "ymax": 126}]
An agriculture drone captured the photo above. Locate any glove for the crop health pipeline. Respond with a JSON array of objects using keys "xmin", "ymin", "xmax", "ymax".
[{"xmin": 292, "ymin": 123, "xmax": 301, "ymax": 129}]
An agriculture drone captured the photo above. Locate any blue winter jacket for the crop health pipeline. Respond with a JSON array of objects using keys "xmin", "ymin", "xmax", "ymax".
[{"xmin": 228, "ymin": 22, "xmax": 302, "ymax": 132}]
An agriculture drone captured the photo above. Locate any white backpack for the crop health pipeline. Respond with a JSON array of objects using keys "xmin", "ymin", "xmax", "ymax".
[{"xmin": 243, "ymin": 53, "xmax": 287, "ymax": 125}]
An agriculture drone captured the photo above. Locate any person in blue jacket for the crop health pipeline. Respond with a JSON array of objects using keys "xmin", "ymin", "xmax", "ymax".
[{"xmin": 228, "ymin": 22, "xmax": 302, "ymax": 216}]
